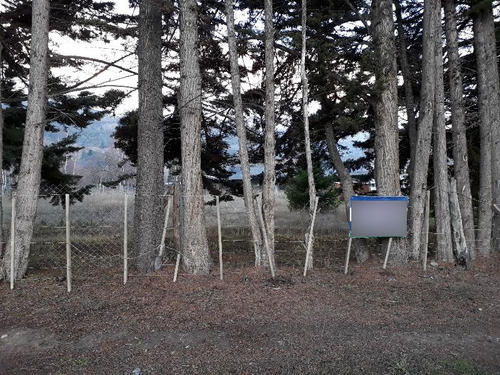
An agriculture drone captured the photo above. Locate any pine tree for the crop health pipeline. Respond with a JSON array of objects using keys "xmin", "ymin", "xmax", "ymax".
[
  {"xmin": 225, "ymin": 0, "xmax": 264, "ymax": 266},
  {"xmin": 409, "ymin": 0, "xmax": 438, "ymax": 260},
  {"xmin": 179, "ymin": 0, "xmax": 212, "ymax": 274},
  {"xmin": 134, "ymin": 0, "xmax": 165, "ymax": 273},
  {"xmin": 0, "ymin": 0, "xmax": 50, "ymax": 281},
  {"xmin": 443, "ymin": 0, "xmax": 475, "ymax": 258}
]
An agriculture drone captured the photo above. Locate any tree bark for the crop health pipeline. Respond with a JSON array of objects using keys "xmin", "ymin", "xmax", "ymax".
[
  {"xmin": 473, "ymin": 5, "xmax": 498, "ymax": 256},
  {"xmin": 0, "ymin": 0, "xmax": 49, "ymax": 280},
  {"xmin": 489, "ymin": 20, "xmax": 500, "ymax": 255},
  {"xmin": 262, "ymin": 0, "xmax": 276, "ymax": 269},
  {"xmin": 372, "ymin": 0, "xmax": 401, "ymax": 196},
  {"xmin": 408, "ymin": 0, "xmax": 438, "ymax": 260},
  {"xmin": 179, "ymin": 0, "xmax": 211, "ymax": 274},
  {"xmin": 301, "ymin": 0, "xmax": 316, "ymax": 269},
  {"xmin": 449, "ymin": 178, "xmax": 469, "ymax": 263},
  {"xmin": 394, "ymin": 0, "xmax": 417, "ymax": 178},
  {"xmin": 443, "ymin": 0, "xmax": 476, "ymax": 258},
  {"xmin": 134, "ymin": 0, "xmax": 164, "ymax": 273},
  {"xmin": 224, "ymin": 0, "xmax": 264, "ymax": 266},
  {"xmin": 433, "ymin": 9, "xmax": 454, "ymax": 263},
  {"xmin": 372, "ymin": 0, "xmax": 407, "ymax": 263},
  {"xmin": 325, "ymin": 124, "xmax": 369, "ymax": 263},
  {"xmin": 472, "ymin": 1, "xmax": 500, "ymax": 254},
  {"xmin": 0, "ymin": 42, "xmax": 4, "ymax": 265}
]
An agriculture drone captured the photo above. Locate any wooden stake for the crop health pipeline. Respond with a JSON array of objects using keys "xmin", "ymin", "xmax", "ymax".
[
  {"xmin": 10, "ymin": 194, "xmax": 16, "ymax": 290},
  {"xmin": 173, "ymin": 253, "xmax": 181, "ymax": 282},
  {"xmin": 303, "ymin": 196, "xmax": 319, "ymax": 277},
  {"xmin": 423, "ymin": 190, "xmax": 430, "ymax": 271},
  {"xmin": 159, "ymin": 195, "xmax": 171, "ymax": 257},
  {"xmin": 382, "ymin": 237, "xmax": 393, "ymax": 270},
  {"xmin": 65, "ymin": 194, "xmax": 72, "ymax": 292},
  {"xmin": 256, "ymin": 195, "xmax": 275, "ymax": 278},
  {"xmin": 123, "ymin": 194, "xmax": 128, "ymax": 284},
  {"xmin": 344, "ymin": 237, "xmax": 352, "ymax": 275},
  {"xmin": 216, "ymin": 196, "xmax": 223, "ymax": 281},
  {"xmin": 172, "ymin": 181, "xmax": 181, "ymax": 261}
]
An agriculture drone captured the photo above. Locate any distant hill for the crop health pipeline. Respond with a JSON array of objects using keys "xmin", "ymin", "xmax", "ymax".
[
  {"xmin": 43, "ymin": 117, "xmax": 367, "ymax": 182},
  {"xmin": 44, "ymin": 116, "xmax": 118, "ymax": 149}
]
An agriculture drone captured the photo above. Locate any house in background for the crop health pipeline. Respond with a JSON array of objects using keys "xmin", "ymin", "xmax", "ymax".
[{"xmin": 334, "ymin": 179, "xmax": 376, "ymax": 199}]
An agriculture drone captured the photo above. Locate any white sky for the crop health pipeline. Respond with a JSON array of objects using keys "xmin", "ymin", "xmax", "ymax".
[
  {"xmin": 50, "ymin": 0, "xmax": 139, "ymax": 114},
  {"xmin": 8, "ymin": 0, "xmax": 356, "ymax": 135}
]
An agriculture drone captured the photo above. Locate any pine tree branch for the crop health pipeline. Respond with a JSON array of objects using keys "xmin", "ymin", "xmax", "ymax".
[
  {"xmin": 51, "ymin": 53, "xmax": 136, "ymax": 75},
  {"xmin": 344, "ymin": 0, "xmax": 371, "ymax": 33}
]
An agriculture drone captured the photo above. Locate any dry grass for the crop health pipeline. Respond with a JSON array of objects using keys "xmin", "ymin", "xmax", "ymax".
[
  {"xmin": 204, "ymin": 191, "xmax": 348, "ymax": 234},
  {"xmin": 4, "ymin": 190, "xmax": 347, "ymax": 231},
  {"xmin": 2, "ymin": 190, "xmax": 353, "ymax": 273}
]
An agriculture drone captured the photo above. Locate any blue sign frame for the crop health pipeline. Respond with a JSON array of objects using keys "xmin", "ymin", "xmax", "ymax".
[{"xmin": 349, "ymin": 196, "xmax": 408, "ymax": 238}]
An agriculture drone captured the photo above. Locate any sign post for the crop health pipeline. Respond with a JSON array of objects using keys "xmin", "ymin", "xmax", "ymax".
[{"xmin": 345, "ymin": 196, "xmax": 408, "ymax": 274}]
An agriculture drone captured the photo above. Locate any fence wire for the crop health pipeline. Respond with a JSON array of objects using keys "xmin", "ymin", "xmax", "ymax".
[{"xmin": 1, "ymin": 187, "xmax": 498, "ymax": 287}]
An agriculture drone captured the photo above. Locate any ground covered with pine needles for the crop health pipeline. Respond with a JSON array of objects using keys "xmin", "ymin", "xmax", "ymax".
[{"xmin": 1, "ymin": 253, "xmax": 499, "ymax": 374}]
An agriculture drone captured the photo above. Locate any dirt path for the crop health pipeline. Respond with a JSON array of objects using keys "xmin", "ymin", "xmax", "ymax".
[{"xmin": 1, "ymin": 257, "xmax": 499, "ymax": 374}]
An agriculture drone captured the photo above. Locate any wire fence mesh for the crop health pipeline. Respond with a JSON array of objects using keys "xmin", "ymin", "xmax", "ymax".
[
  {"xmin": 1, "ymin": 187, "xmax": 498, "ymax": 288},
  {"xmin": 2, "ymin": 191, "xmax": 131, "ymax": 280}
]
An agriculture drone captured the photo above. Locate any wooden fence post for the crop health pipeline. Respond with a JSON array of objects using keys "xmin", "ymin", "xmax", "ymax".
[
  {"xmin": 123, "ymin": 194, "xmax": 128, "ymax": 285},
  {"xmin": 10, "ymin": 194, "xmax": 16, "ymax": 290},
  {"xmin": 216, "ymin": 196, "xmax": 223, "ymax": 281},
  {"xmin": 382, "ymin": 237, "xmax": 393, "ymax": 270},
  {"xmin": 172, "ymin": 181, "xmax": 181, "ymax": 261},
  {"xmin": 344, "ymin": 237, "xmax": 352, "ymax": 275},
  {"xmin": 173, "ymin": 253, "xmax": 181, "ymax": 282},
  {"xmin": 159, "ymin": 195, "xmax": 171, "ymax": 258},
  {"xmin": 423, "ymin": 190, "xmax": 431, "ymax": 270},
  {"xmin": 65, "ymin": 194, "xmax": 72, "ymax": 292}
]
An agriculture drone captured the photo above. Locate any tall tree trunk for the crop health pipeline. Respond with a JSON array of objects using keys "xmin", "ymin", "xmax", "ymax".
[
  {"xmin": 443, "ymin": 0, "xmax": 475, "ymax": 257},
  {"xmin": 409, "ymin": 0, "xmax": 438, "ymax": 260},
  {"xmin": 433, "ymin": 9, "xmax": 454, "ymax": 262},
  {"xmin": 0, "ymin": 42, "xmax": 4, "ymax": 265},
  {"xmin": 394, "ymin": 0, "xmax": 417, "ymax": 178},
  {"xmin": 473, "ymin": 3, "xmax": 499, "ymax": 256},
  {"xmin": 262, "ymin": 0, "xmax": 276, "ymax": 269},
  {"xmin": 372, "ymin": 0, "xmax": 407, "ymax": 263},
  {"xmin": 179, "ymin": 0, "xmax": 211, "ymax": 274},
  {"xmin": 134, "ymin": 0, "xmax": 164, "ymax": 272},
  {"xmin": 0, "ymin": 0, "xmax": 49, "ymax": 280},
  {"xmin": 489, "ymin": 22, "xmax": 500, "ymax": 255},
  {"xmin": 224, "ymin": 0, "xmax": 264, "ymax": 266},
  {"xmin": 449, "ymin": 178, "xmax": 469, "ymax": 262},
  {"xmin": 301, "ymin": 0, "xmax": 316, "ymax": 270},
  {"xmin": 325, "ymin": 124, "xmax": 369, "ymax": 263}
]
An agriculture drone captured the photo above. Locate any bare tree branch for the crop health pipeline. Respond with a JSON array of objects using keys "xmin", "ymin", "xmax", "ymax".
[{"xmin": 51, "ymin": 53, "xmax": 136, "ymax": 75}]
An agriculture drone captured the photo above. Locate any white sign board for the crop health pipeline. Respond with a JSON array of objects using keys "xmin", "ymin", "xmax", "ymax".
[{"xmin": 349, "ymin": 196, "xmax": 408, "ymax": 238}]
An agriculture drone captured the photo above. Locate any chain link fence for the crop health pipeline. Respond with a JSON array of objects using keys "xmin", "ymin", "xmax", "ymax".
[
  {"xmin": 2, "ymin": 191, "xmax": 130, "ymax": 281},
  {"xmin": 2, "ymin": 188, "xmax": 349, "ymax": 284},
  {"xmin": 1, "ymin": 186, "xmax": 498, "ymax": 289}
]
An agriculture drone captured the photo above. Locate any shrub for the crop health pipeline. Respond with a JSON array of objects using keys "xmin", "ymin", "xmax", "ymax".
[{"xmin": 284, "ymin": 166, "xmax": 341, "ymax": 211}]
